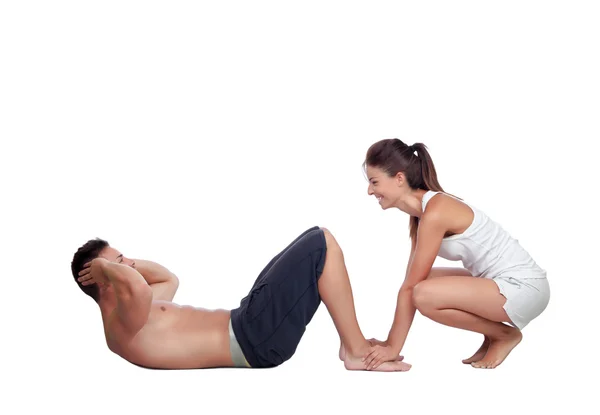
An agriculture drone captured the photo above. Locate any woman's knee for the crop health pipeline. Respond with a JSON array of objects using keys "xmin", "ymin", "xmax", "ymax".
[{"xmin": 412, "ymin": 281, "xmax": 436, "ymax": 312}]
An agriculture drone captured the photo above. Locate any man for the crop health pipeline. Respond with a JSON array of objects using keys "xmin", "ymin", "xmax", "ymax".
[{"xmin": 71, "ymin": 226, "xmax": 411, "ymax": 371}]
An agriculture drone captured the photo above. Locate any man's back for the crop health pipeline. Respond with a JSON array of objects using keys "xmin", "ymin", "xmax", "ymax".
[{"xmin": 103, "ymin": 300, "xmax": 234, "ymax": 369}]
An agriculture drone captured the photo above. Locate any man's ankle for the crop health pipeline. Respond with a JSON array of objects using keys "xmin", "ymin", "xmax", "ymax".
[{"xmin": 346, "ymin": 340, "xmax": 369, "ymax": 358}]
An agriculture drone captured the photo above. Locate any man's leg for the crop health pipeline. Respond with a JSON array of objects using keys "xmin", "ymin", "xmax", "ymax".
[
  {"xmin": 318, "ymin": 228, "xmax": 411, "ymax": 372},
  {"xmin": 231, "ymin": 226, "xmax": 410, "ymax": 371},
  {"xmin": 250, "ymin": 226, "xmax": 320, "ymax": 287},
  {"xmin": 230, "ymin": 226, "xmax": 329, "ymax": 368}
]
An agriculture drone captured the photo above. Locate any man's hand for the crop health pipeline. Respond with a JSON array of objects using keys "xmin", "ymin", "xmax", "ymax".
[
  {"xmin": 78, "ymin": 258, "xmax": 109, "ymax": 287},
  {"xmin": 363, "ymin": 344, "xmax": 402, "ymax": 370}
]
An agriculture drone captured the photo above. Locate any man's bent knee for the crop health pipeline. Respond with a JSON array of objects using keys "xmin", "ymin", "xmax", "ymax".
[
  {"xmin": 319, "ymin": 227, "xmax": 341, "ymax": 252},
  {"xmin": 319, "ymin": 226, "xmax": 332, "ymax": 240}
]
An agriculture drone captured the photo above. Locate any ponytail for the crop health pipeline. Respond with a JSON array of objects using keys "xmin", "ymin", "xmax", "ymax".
[{"xmin": 408, "ymin": 143, "xmax": 445, "ymax": 243}]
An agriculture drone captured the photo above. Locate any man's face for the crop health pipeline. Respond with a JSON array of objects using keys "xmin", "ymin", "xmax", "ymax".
[{"xmin": 99, "ymin": 246, "xmax": 136, "ymax": 268}]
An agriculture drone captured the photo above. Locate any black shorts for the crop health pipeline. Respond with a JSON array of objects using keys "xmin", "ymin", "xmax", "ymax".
[{"xmin": 230, "ymin": 226, "xmax": 327, "ymax": 368}]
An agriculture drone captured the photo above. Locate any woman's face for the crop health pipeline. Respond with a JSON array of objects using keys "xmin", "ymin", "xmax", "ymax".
[{"xmin": 366, "ymin": 165, "xmax": 404, "ymax": 209}]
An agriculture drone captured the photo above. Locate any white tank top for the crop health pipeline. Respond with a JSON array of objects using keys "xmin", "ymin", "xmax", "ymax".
[{"xmin": 422, "ymin": 191, "xmax": 547, "ymax": 279}]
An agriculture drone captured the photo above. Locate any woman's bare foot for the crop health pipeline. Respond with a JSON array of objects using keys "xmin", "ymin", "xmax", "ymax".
[
  {"xmin": 471, "ymin": 329, "xmax": 522, "ymax": 369},
  {"xmin": 344, "ymin": 352, "xmax": 411, "ymax": 372},
  {"xmin": 462, "ymin": 336, "xmax": 490, "ymax": 364}
]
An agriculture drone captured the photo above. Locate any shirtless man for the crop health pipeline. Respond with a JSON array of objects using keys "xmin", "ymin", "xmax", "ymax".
[{"xmin": 71, "ymin": 226, "xmax": 411, "ymax": 371}]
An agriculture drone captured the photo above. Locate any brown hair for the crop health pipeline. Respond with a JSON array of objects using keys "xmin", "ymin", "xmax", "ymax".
[{"xmin": 363, "ymin": 138, "xmax": 449, "ymax": 243}]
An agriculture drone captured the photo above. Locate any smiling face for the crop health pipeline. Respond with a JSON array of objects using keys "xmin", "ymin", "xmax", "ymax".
[{"xmin": 366, "ymin": 165, "xmax": 408, "ymax": 209}]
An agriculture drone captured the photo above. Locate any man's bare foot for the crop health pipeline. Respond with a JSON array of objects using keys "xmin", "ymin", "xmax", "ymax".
[
  {"xmin": 344, "ymin": 352, "xmax": 411, "ymax": 372},
  {"xmin": 462, "ymin": 336, "xmax": 490, "ymax": 364},
  {"xmin": 471, "ymin": 329, "xmax": 522, "ymax": 369}
]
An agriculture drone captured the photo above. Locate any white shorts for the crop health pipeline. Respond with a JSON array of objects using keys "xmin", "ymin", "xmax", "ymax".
[{"xmin": 491, "ymin": 276, "xmax": 550, "ymax": 330}]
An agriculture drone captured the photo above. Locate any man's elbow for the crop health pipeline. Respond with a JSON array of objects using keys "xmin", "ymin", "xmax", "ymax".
[
  {"xmin": 169, "ymin": 273, "xmax": 180, "ymax": 289},
  {"xmin": 164, "ymin": 273, "xmax": 180, "ymax": 299}
]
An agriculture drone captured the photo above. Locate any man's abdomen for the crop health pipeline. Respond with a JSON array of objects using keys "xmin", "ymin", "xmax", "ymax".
[{"xmin": 119, "ymin": 306, "xmax": 234, "ymax": 369}]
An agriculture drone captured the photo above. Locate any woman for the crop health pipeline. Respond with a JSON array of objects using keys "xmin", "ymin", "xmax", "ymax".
[{"xmin": 361, "ymin": 138, "xmax": 549, "ymax": 369}]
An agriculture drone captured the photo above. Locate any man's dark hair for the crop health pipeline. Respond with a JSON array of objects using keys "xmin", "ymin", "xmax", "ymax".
[{"xmin": 71, "ymin": 238, "xmax": 109, "ymax": 302}]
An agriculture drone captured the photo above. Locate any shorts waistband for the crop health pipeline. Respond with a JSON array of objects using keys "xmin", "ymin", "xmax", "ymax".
[{"xmin": 228, "ymin": 318, "xmax": 251, "ymax": 368}]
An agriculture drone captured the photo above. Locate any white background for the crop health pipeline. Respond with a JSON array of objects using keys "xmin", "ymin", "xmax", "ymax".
[{"xmin": 1, "ymin": 1, "xmax": 598, "ymax": 414}]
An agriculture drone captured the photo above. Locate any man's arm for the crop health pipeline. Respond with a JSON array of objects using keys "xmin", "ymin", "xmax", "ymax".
[
  {"xmin": 97, "ymin": 259, "xmax": 153, "ymax": 334},
  {"xmin": 133, "ymin": 259, "xmax": 179, "ymax": 301}
]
